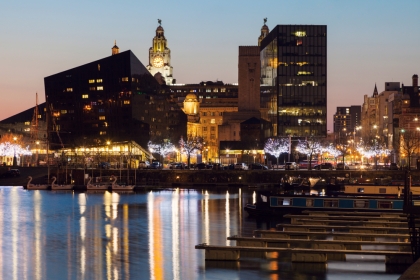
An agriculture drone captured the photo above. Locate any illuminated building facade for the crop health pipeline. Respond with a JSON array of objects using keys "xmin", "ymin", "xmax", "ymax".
[
  {"xmin": 146, "ymin": 20, "xmax": 174, "ymax": 85},
  {"xmin": 44, "ymin": 49, "xmax": 185, "ymax": 150},
  {"xmin": 260, "ymin": 25, "xmax": 327, "ymax": 137}
]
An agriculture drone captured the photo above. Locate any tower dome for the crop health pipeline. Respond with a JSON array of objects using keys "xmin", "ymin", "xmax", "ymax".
[
  {"xmin": 183, "ymin": 93, "xmax": 200, "ymax": 115},
  {"xmin": 111, "ymin": 40, "xmax": 119, "ymax": 55},
  {"xmin": 258, "ymin": 18, "xmax": 270, "ymax": 46}
]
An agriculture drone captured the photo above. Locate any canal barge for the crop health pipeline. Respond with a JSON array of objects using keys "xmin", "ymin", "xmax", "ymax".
[{"xmin": 244, "ymin": 191, "xmax": 414, "ymax": 217}]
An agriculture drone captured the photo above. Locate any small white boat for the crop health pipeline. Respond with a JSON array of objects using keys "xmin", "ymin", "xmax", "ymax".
[
  {"xmin": 26, "ymin": 176, "xmax": 49, "ymax": 190},
  {"xmin": 86, "ymin": 177, "xmax": 109, "ymax": 190},
  {"xmin": 51, "ymin": 176, "xmax": 74, "ymax": 190},
  {"xmin": 111, "ymin": 175, "xmax": 135, "ymax": 191}
]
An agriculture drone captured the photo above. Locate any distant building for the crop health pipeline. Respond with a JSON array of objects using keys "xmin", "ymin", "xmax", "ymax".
[
  {"xmin": 333, "ymin": 106, "xmax": 361, "ymax": 133},
  {"xmin": 260, "ymin": 24, "xmax": 327, "ymax": 138}
]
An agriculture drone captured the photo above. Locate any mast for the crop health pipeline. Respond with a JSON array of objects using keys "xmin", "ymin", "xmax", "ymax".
[{"xmin": 31, "ymin": 93, "xmax": 39, "ymax": 166}]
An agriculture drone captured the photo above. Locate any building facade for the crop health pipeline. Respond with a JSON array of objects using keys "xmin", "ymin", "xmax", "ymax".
[
  {"xmin": 333, "ymin": 106, "xmax": 361, "ymax": 133},
  {"xmin": 44, "ymin": 49, "xmax": 185, "ymax": 151},
  {"xmin": 260, "ymin": 25, "xmax": 327, "ymax": 138}
]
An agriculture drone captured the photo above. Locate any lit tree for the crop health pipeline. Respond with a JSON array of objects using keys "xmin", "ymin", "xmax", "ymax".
[
  {"xmin": 399, "ymin": 129, "xmax": 420, "ymax": 170},
  {"xmin": 178, "ymin": 135, "xmax": 203, "ymax": 168},
  {"xmin": 359, "ymin": 135, "xmax": 389, "ymax": 169},
  {"xmin": 148, "ymin": 141, "xmax": 175, "ymax": 164},
  {"xmin": 264, "ymin": 137, "xmax": 289, "ymax": 166},
  {"xmin": 323, "ymin": 143, "xmax": 341, "ymax": 164},
  {"xmin": 0, "ymin": 142, "xmax": 33, "ymax": 156},
  {"xmin": 295, "ymin": 136, "xmax": 323, "ymax": 170}
]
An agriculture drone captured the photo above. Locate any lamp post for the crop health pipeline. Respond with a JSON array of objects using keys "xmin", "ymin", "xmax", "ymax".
[
  {"xmin": 253, "ymin": 150, "xmax": 256, "ymax": 163},
  {"xmin": 36, "ymin": 140, "xmax": 40, "ymax": 166},
  {"xmin": 13, "ymin": 136, "xmax": 17, "ymax": 166}
]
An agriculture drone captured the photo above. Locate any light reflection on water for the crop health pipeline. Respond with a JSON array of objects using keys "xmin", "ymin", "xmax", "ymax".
[{"xmin": 0, "ymin": 186, "xmax": 405, "ymax": 280}]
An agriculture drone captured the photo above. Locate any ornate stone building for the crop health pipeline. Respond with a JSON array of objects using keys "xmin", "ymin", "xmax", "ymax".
[{"xmin": 146, "ymin": 19, "xmax": 175, "ymax": 85}]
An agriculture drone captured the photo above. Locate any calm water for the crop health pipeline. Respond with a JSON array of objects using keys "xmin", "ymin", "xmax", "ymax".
[{"xmin": 0, "ymin": 186, "xmax": 404, "ymax": 280}]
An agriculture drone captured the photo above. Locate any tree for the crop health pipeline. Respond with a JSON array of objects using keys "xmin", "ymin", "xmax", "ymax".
[
  {"xmin": 399, "ymin": 130, "xmax": 420, "ymax": 170},
  {"xmin": 358, "ymin": 134, "xmax": 389, "ymax": 170},
  {"xmin": 148, "ymin": 140, "xmax": 175, "ymax": 164},
  {"xmin": 264, "ymin": 137, "xmax": 289, "ymax": 166},
  {"xmin": 295, "ymin": 136, "xmax": 323, "ymax": 170},
  {"xmin": 178, "ymin": 135, "xmax": 203, "ymax": 168}
]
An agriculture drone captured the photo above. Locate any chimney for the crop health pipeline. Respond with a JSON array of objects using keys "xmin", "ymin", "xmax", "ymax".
[{"xmin": 413, "ymin": 74, "xmax": 418, "ymax": 93}]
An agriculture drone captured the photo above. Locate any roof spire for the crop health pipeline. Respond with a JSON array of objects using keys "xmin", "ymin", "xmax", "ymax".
[
  {"xmin": 373, "ymin": 83, "xmax": 378, "ymax": 97},
  {"xmin": 112, "ymin": 40, "xmax": 119, "ymax": 55}
]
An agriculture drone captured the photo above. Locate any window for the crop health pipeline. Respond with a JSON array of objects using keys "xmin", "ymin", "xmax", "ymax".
[
  {"xmin": 219, "ymin": 112, "xmax": 223, "ymax": 116},
  {"xmin": 203, "ymin": 127, "xmax": 208, "ymax": 131},
  {"xmin": 210, "ymin": 126, "xmax": 215, "ymax": 132},
  {"xmin": 100, "ymin": 131, "xmax": 106, "ymax": 135},
  {"xmin": 206, "ymin": 89, "xmax": 211, "ymax": 92},
  {"xmin": 66, "ymin": 88, "xmax": 73, "ymax": 92},
  {"xmin": 294, "ymin": 31, "xmax": 306, "ymax": 37},
  {"xmin": 377, "ymin": 201, "xmax": 392, "ymax": 209},
  {"xmin": 354, "ymin": 200, "xmax": 368, "ymax": 208},
  {"xmin": 82, "ymin": 94, "xmax": 89, "ymax": 99},
  {"xmin": 124, "ymin": 100, "xmax": 130, "ymax": 104},
  {"xmin": 88, "ymin": 79, "xmax": 95, "ymax": 84},
  {"xmin": 96, "ymin": 79, "xmax": 103, "ymax": 83},
  {"xmin": 99, "ymin": 116, "xmax": 105, "ymax": 120},
  {"xmin": 97, "ymin": 86, "xmax": 103, "ymax": 91},
  {"xmin": 323, "ymin": 199, "xmax": 338, "ymax": 207},
  {"xmin": 89, "ymin": 87, "xmax": 96, "ymax": 91},
  {"xmin": 221, "ymin": 88, "xmax": 226, "ymax": 92},
  {"xmin": 210, "ymin": 119, "xmax": 216, "ymax": 124},
  {"xmin": 122, "ymin": 77, "xmax": 129, "ymax": 82},
  {"xmin": 61, "ymin": 110, "xmax": 67, "ymax": 114},
  {"xmin": 210, "ymin": 134, "xmax": 216, "ymax": 139},
  {"xmin": 24, "ymin": 121, "xmax": 30, "ymax": 125},
  {"xmin": 202, "ymin": 112, "xmax": 207, "ymax": 116}
]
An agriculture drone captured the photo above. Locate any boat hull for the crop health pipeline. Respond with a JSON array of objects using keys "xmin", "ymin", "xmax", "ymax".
[{"xmin": 51, "ymin": 185, "xmax": 74, "ymax": 190}]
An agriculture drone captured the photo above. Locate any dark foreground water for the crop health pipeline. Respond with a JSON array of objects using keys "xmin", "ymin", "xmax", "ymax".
[{"xmin": 0, "ymin": 186, "xmax": 405, "ymax": 280}]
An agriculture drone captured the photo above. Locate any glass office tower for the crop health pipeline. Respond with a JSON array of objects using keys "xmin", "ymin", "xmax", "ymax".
[{"xmin": 261, "ymin": 25, "xmax": 327, "ymax": 137}]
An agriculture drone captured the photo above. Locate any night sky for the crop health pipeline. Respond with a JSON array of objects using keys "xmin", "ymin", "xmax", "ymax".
[{"xmin": 1, "ymin": 0, "xmax": 420, "ymax": 131}]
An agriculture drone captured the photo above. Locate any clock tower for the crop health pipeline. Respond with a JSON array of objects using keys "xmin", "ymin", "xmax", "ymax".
[{"xmin": 147, "ymin": 19, "xmax": 174, "ymax": 85}]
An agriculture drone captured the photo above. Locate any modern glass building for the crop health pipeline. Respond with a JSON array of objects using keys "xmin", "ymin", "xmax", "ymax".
[
  {"xmin": 44, "ymin": 50, "xmax": 186, "ymax": 150},
  {"xmin": 260, "ymin": 25, "xmax": 327, "ymax": 137}
]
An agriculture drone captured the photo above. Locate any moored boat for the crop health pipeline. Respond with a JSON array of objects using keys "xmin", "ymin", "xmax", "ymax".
[
  {"xmin": 51, "ymin": 176, "xmax": 74, "ymax": 190},
  {"xmin": 244, "ymin": 191, "xmax": 412, "ymax": 217},
  {"xmin": 110, "ymin": 175, "xmax": 135, "ymax": 191},
  {"xmin": 86, "ymin": 177, "xmax": 109, "ymax": 191},
  {"xmin": 26, "ymin": 176, "xmax": 49, "ymax": 190}
]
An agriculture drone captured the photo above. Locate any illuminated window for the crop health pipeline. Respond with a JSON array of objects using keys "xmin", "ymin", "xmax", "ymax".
[
  {"xmin": 213, "ymin": 89, "xmax": 218, "ymax": 92},
  {"xmin": 98, "ymin": 64, "xmax": 100, "ymax": 71},
  {"xmin": 24, "ymin": 121, "xmax": 30, "ymax": 125},
  {"xmin": 88, "ymin": 79, "xmax": 95, "ymax": 83},
  {"xmin": 66, "ymin": 88, "xmax": 73, "ymax": 92},
  {"xmin": 297, "ymin": 71, "xmax": 313, "ymax": 76},
  {"xmin": 38, "ymin": 114, "xmax": 42, "ymax": 119},
  {"xmin": 24, "ymin": 128, "xmax": 30, "ymax": 132},
  {"xmin": 61, "ymin": 110, "xmax": 67, "ymax": 114},
  {"xmin": 97, "ymin": 86, "xmax": 103, "ymax": 91},
  {"xmin": 294, "ymin": 31, "xmax": 306, "ymax": 37},
  {"xmin": 96, "ymin": 79, "xmax": 102, "ymax": 83},
  {"xmin": 221, "ymin": 88, "xmax": 226, "ymax": 92},
  {"xmin": 99, "ymin": 116, "xmax": 105, "ymax": 120},
  {"xmin": 210, "ymin": 119, "xmax": 216, "ymax": 124},
  {"xmin": 100, "ymin": 131, "xmax": 106, "ymax": 135},
  {"xmin": 296, "ymin": 62, "xmax": 308, "ymax": 66},
  {"xmin": 206, "ymin": 89, "xmax": 211, "ymax": 92},
  {"xmin": 122, "ymin": 77, "xmax": 129, "ymax": 82},
  {"xmin": 124, "ymin": 100, "xmax": 130, "ymax": 105},
  {"xmin": 296, "ymin": 39, "xmax": 302, "ymax": 46},
  {"xmin": 82, "ymin": 94, "xmax": 89, "ymax": 99}
]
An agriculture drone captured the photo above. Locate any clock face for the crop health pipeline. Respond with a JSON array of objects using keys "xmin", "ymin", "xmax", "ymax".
[{"xmin": 153, "ymin": 56, "xmax": 164, "ymax": 68}]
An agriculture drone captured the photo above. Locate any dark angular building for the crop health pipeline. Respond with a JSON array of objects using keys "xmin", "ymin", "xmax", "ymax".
[
  {"xmin": 260, "ymin": 25, "xmax": 327, "ymax": 137},
  {"xmin": 44, "ymin": 50, "xmax": 186, "ymax": 149}
]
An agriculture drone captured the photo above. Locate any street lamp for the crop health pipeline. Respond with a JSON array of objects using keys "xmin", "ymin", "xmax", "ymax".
[
  {"xmin": 36, "ymin": 140, "xmax": 40, "ymax": 166},
  {"xmin": 253, "ymin": 150, "xmax": 256, "ymax": 163},
  {"xmin": 13, "ymin": 136, "xmax": 17, "ymax": 166}
]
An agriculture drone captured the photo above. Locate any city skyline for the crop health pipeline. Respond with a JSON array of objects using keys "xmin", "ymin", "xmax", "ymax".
[{"xmin": 1, "ymin": 0, "xmax": 420, "ymax": 132}]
